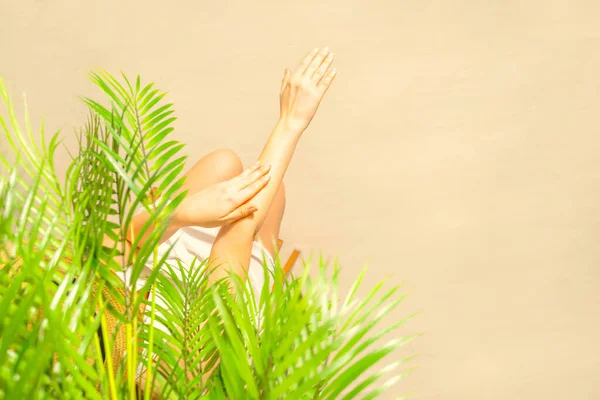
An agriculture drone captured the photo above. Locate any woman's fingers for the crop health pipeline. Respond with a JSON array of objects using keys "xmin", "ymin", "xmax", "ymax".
[
  {"xmin": 236, "ymin": 172, "xmax": 271, "ymax": 204},
  {"xmin": 304, "ymin": 47, "xmax": 329, "ymax": 79},
  {"xmin": 221, "ymin": 204, "xmax": 258, "ymax": 223},
  {"xmin": 295, "ymin": 48, "xmax": 319, "ymax": 76},
  {"xmin": 313, "ymin": 51, "xmax": 334, "ymax": 82},
  {"xmin": 222, "ymin": 167, "xmax": 271, "ymax": 222},
  {"xmin": 234, "ymin": 161, "xmax": 262, "ymax": 184},
  {"xmin": 318, "ymin": 67, "xmax": 337, "ymax": 92},
  {"xmin": 238, "ymin": 163, "xmax": 271, "ymax": 191}
]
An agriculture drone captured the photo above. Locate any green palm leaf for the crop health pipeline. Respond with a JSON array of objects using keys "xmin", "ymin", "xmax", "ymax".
[{"xmin": 1, "ymin": 72, "xmax": 416, "ymax": 399}]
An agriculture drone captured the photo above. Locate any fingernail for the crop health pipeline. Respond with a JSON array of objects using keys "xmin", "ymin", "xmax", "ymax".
[
  {"xmin": 253, "ymin": 161, "xmax": 261, "ymax": 168},
  {"xmin": 249, "ymin": 207, "xmax": 258, "ymax": 213}
]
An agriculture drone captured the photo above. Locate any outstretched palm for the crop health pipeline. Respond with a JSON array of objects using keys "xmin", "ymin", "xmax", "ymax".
[{"xmin": 280, "ymin": 47, "xmax": 337, "ymax": 132}]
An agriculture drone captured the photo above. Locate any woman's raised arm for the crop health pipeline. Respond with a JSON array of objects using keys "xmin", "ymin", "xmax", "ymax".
[{"xmin": 208, "ymin": 47, "xmax": 337, "ymax": 281}]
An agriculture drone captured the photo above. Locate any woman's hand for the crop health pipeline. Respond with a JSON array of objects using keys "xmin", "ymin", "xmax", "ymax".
[
  {"xmin": 279, "ymin": 47, "xmax": 337, "ymax": 133},
  {"xmin": 173, "ymin": 162, "xmax": 271, "ymax": 228}
]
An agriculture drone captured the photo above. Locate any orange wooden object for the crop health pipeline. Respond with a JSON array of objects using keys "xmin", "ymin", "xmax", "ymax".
[
  {"xmin": 275, "ymin": 239, "xmax": 299, "ymax": 276},
  {"xmin": 271, "ymin": 239, "xmax": 301, "ymax": 291},
  {"xmin": 283, "ymin": 250, "xmax": 300, "ymax": 276}
]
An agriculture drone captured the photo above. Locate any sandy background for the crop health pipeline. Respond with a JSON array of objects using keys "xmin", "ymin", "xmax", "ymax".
[{"xmin": 2, "ymin": 1, "xmax": 600, "ymax": 398}]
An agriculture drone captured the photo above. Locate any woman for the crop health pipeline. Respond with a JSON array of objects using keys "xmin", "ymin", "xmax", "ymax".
[
  {"xmin": 110, "ymin": 47, "xmax": 337, "ymax": 388},
  {"xmin": 119, "ymin": 46, "xmax": 337, "ymax": 297}
]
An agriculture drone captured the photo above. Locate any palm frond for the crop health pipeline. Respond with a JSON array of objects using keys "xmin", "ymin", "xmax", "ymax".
[{"xmin": 140, "ymin": 253, "xmax": 415, "ymax": 399}]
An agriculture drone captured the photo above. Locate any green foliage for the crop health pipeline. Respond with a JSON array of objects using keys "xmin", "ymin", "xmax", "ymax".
[{"xmin": 0, "ymin": 73, "xmax": 415, "ymax": 399}]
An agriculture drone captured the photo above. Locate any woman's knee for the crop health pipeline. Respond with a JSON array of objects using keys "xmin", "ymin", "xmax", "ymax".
[{"xmin": 207, "ymin": 148, "xmax": 243, "ymax": 180}]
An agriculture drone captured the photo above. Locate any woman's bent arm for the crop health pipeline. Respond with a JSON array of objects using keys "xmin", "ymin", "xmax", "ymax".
[{"xmin": 101, "ymin": 161, "xmax": 271, "ymax": 266}]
